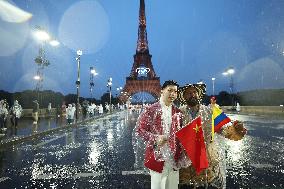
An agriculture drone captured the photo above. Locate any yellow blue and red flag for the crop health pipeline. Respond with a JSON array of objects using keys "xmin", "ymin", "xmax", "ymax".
[{"xmin": 211, "ymin": 105, "xmax": 231, "ymax": 140}]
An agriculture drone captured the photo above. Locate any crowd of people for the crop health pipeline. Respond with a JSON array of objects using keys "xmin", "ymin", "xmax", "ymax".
[
  {"xmin": 0, "ymin": 98, "xmax": 128, "ymax": 135},
  {"xmin": 0, "ymin": 99, "xmax": 23, "ymax": 134},
  {"xmin": 62, "ymin": 101, "xmax": 127, "ymax": 124}
]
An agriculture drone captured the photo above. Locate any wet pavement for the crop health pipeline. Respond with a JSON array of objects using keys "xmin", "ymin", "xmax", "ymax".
[
  {"xmin": 0, "ymin": 116, "xmax": 66, "ymax": 139},
  {"xmin": 0, "ymin": 113, "xmax": 106, "ymax": 146},
  {"xmin": 225, "ymin": 114, "xmax": 284, "ymax": 189},
  {"xmin": 0, "ymin": 112, "xmax": 283, "ymax": 188}
]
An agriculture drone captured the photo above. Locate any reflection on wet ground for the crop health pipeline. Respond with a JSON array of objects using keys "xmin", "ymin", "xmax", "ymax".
[
  {"xmin": 0, "ymin": 116, "xmax": 67, "ymax": 139},
  {"xmin": 225, "ymin": 114, "xmax": 284, "ymax": 188},
  {"xmin": 0, "ymin": 112, "xmax": 283, "ymax": 188}
]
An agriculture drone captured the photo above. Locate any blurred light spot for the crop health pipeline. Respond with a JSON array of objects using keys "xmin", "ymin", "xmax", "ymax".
[
  {"xmin": 0, "ymin": 20, "xmax": 29, "ymax": 56},
  {"xmin": 0, "ymin": 1, "xmax": 32, "ymax": 23},
  {"xmin": 89, "ymin": 140, "xmax": 100, "ymax": 165},
  {"xmin": 58, "ymin": 0, "xmax": 110, "ymax": 54},
  {"xmin": 226, "ymin": 139, "xmax": 244, "ymax": 162},
  {"xmin": 238, "ymin": 57, "xmax": 284, "ymax": 90},
  {"xmin": 107, "ymin": 128, "xmax": 114, "ymax": 145},
  {"xmin": 49, "ymin": 40, "xmax": 60, "ymax": 46}
]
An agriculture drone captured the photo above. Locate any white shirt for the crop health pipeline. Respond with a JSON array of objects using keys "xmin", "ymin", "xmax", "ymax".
[{"xmin": 160, "ymin": 99, "xmax": 172, "ymax": 135}]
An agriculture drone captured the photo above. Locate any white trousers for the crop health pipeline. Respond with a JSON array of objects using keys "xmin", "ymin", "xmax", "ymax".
[{"xmin": 150, "ymin": 163, "xmax": 179, "ymax": 189}]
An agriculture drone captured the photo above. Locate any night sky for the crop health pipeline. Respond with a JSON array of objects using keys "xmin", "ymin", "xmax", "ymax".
[{"xmin": 1, "ymin": 0, "xmax": 284, "ymax": 99}]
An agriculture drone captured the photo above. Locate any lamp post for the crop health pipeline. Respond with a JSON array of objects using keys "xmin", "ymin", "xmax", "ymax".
[
  {"xmin": 116, "ymin": 86, "xmax": 123, "ymax": 106},
  {"xmin": 211, "ymin": 77, "xmax": 216, "ymax": 96},
  {"xmin": 107, "ymin": 77, "xmax": 113, "ymax": 111},
  {"xmin": 116, "ymin": 87, "xmax": 123, "ymax": 96},
  {"xmin": 33, "ymin": 26, "xmax": 59, "ymax": 106},
  {"xmin": 223, "ymin": 67, "xmax": 235, "ymax": 107},
  {"xmin": 33, "ymin": 74, "xmax": 41, "ymax": 102},
  {"xmin": 227, "ymin": 68, "xmax": 235, "ymax": 95},
  {"xmin": 115, "ymin": 87, "xmax": 123, "ymax": 109},
  {"xmin": 76, "ymin": 50, "xmax": 82, "ymax": 120},
  {"xmin": 90, "ymin": 67, "xmax": 98, "ymax": 100}
]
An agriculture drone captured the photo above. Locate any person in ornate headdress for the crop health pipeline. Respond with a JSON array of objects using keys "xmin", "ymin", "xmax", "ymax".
[
  {"xmin": 178, "ymin": 83, "xmax": 247, "ymax": 189},
  {"xmin": 135, "ymin": 80, "xmax": 189, "ymax": 189}
]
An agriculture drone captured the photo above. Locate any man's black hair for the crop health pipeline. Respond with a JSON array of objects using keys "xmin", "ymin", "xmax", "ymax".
[{"xmin": 161, "ymin": 80, "xmax": 179, "ymax": 89}]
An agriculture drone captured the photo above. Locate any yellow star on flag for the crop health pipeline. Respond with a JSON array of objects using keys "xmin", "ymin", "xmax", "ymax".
[{"xmin": 193, "ymin": 124, "xmax": 201, "ymax": 133}]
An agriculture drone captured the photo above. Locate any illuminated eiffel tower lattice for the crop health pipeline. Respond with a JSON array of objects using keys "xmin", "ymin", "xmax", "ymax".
[{"xmin": 119, "ymin": 0, "xmax": 161, "ymax": 103}]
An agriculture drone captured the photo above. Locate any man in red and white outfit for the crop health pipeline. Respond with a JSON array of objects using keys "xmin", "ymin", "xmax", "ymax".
[{"xmin": 136, "ymin": 80, "xmax": 187, "ymax": 189}]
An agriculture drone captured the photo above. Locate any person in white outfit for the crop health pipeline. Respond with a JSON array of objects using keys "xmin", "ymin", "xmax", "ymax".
[
  {"xmin": 47, "ymin": 103, "xmax": 52, "ymax": 116},
  {"xmin": 135, "ymin": 80, "xmax": 186, "ymax": 189},
  {"xmin": 236, "ymin": 102, "xmax": 241, "ymax": 113},
  {"xmin": 66, "ymin": 104, "xmax": 76, "ymax": 124},
  {"xmin": 98, "ymin": 104, "xmax": 104, "ymax": 115},
  {"xmin": 10, "ymin": 100, "xmax": 22, "ymax": 127},
  {"xmin": 0, "ymin": 100, "xmax": 9, "ymax": 132}
]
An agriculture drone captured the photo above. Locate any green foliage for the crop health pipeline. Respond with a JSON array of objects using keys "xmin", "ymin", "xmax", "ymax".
[
  {"xmin": 100, "ymin": 92, "xmax": 118, "ymax": 105},
  {"xmin": 204, "ymin": 89, "xmax": 284, "ymax": 106},
  {"xmin": 217, "ymin": 91, "xmax": 232, "ymax": 106},
  {"xmin": 0, "ymin": 90, "xmax": 98, "ymax": 108},
  {"xmin": 1, "ymin": 88, "xmax": 282, "ymax": 108},
  {"xmin": 203, "ymin": 91, "xmax": 234, "ymax": 106}
]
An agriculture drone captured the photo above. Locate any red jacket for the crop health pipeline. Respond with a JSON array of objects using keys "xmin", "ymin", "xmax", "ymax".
[{"xmin": 136, "ymin": 102, "xmax": 182, "ymax": 173}]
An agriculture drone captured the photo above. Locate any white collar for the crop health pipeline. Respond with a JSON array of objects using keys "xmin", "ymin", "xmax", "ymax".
[{"xmin": 159, "ymin": 98, "xmax": 172, "ymax": 110}]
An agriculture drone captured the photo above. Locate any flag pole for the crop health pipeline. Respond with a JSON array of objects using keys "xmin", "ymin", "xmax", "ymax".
[{"xmin": 211, "ymin": 104, "xmax": 215, "ymax": 142}]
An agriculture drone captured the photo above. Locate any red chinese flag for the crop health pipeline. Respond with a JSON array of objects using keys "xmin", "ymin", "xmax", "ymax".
[{"xmin": 176, "ymin": 116, "xmax": 209, "ymax": 175}]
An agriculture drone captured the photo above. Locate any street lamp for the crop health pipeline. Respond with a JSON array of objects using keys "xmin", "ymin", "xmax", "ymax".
[
  {"xmin": 33, "ymin": 29, "xmax": 50, "ymax": 41},
  {"xmin": 115, "ymin": 86, "xmax": 123, "ymax": 108},
  {"xmin": 90, "ymin": 67, "xmax": 98, "ymax": 76},
  {"xmin": 76, "ymin": 50, "xmax": 82, "ymax": 120},
  {"xmin": 33, "ymin": 26, "xmax": 59, "ymax": 106},
  {"xmin": 116, "ymin": 87, "xmax": 123, "ymax": 95},
  {"xmin": 33, "ymin": 74, "xmax": 41, "ymax": 101},
  {"xmin": 223, "ymin": 68, "xmax": 235, "ymax": 94},
  {"xmin": 116, "ymin": 86, "xmax": 123, "ymax": 104},
  {"xmin": 223, "ymin": 67, "xmax": 235, "ymax": 107},
  {"xmin": 107, "ymin": 77, "xmax": 112, "ymax": 111},
  {"xmin": 33, "ymin": 27, "xmax": 60, "ymax": 46},
  {"xmin": 90, "ymin": 67, "xmax": 98, "ymax": 100},
  {"xmin": 33, "ymin": 27, "xmax": 50, "ymax": 105},
  {"xmin": 211, "ymin": 77, "xmax": 216, "ymax": 96},
  {"xmin": 49, "ymin": 39, "xmax": 60, "ymax": 47},
  {"xmin": 33, "ymin": 75, "xmax": 40, "ymax": 80}
]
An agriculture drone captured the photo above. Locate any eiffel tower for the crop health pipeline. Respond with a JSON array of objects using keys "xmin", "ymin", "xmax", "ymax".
[{"xmin": 120, "ymin": 0, "xmax": 161, "ymax": 103}]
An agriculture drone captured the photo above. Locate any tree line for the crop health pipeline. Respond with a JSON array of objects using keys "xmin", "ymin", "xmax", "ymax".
[
  {"xmin": 202, "ymin": 89, "xmax": 284, "ymax": 106},
  {"xmin": 0, "ymin": 88, "xmax": 283, "ymax": 108},
  {"xmin": 0, "ymin": 90, "xmax": 119, "ymax": 109}
]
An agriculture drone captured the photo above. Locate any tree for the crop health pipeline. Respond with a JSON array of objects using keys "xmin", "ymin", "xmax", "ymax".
[
  {"xmin": 100, "ymin": 92, "xmax": 117, "ymax": 105},
  {"xmin": 217, "ymin": 91, "xmax": 231, "ymax": 106}
]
